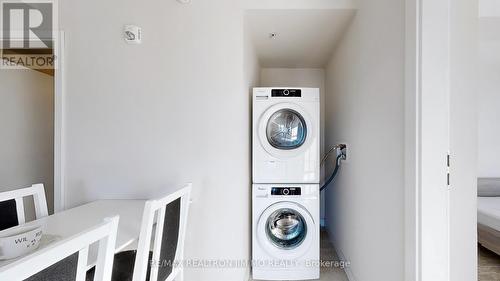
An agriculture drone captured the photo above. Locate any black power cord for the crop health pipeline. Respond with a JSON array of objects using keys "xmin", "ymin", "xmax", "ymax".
[{"xmin": 320, "ymin": 154, "xmax": 342, "ymax": 191}]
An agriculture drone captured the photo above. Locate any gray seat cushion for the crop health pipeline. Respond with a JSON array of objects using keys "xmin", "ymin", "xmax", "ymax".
[
  {"xmin": 478, "ymin": 178, "xmax": 500, "ymax": 197},
  {"xmin": 86, "ymin": 250, "xmax": 152, "ymax": 281}
]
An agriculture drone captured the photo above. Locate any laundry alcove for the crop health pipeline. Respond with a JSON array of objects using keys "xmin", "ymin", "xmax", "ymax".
[{"xmin": 244, "ymin": 1, "xmax": 407, "ymax": 280}]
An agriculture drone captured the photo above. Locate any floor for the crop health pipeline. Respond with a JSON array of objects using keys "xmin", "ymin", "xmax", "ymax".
[
  {"xmin": 249, "ymin": 235, "xmax": 500, "ymax": 281},
  {"xmin": 250, "ymin": 231, "xmax": 349, "ymax": 281},
  {"xmin": 479, "ymin": 244, "xmax": 500, "ymax": 281},
  {"xmin": 318, "ymin": 231, "xmax": 349, "ymax": 281},
  {"xmin": 250, "ymin": 236, "xmax": 500, "ymax": 281}
]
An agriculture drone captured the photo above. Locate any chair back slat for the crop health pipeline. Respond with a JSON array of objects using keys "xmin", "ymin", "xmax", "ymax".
[
  {"xmin": 149, "ymin": 206, "xmax": 166, "ymax": 281},
  {"xmin": 75, "ymin": 247, "xmax": 89, "ymax": 281},
  {"xmin": 94, "ymin": 217, "xmax": 119, "ymax": 281},
  {"xmin": 132, "ymin": 201, "xmax": 156, "ymax": 281},
  {"xmin": 132, "ymin": 183, "xmax": 191, "ymax": 281},
  {"xmin": 32, "ymin": 184, "xmax": 49, "ymax": 217},
  {"xmin": 14, "ymin": 198, "xmax": 25, "ymax": 225}
]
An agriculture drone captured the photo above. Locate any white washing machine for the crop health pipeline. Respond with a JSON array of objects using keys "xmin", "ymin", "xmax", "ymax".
[
  {"xmin": 252, "ymin": 88, "xmax": 320, "ymax": 184},
  {"xmin": 252, "ymin": 184, "xmax": 320, "ymax": 280}
]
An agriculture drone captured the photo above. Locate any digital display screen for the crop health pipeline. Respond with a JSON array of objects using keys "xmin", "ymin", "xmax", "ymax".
[
  {"xmin": 271, "ymin": 187, "xmax": 301, "ymax": 196},
  {"xmin": 271, "ymin": 89, "xmax": 302, "ymax": 97}
]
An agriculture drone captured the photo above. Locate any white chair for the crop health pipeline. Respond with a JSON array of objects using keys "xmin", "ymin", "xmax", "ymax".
[
  {"xmin": 106, "ymin": 183, "xmax": 192, "ymax": 281},
  {"xmin": 0, "ymin": 216, "xmax": 119, "ymax": 281},
  {"xmin": 0, "ymin": 184, "xmax": 49, "ymax": 230}
]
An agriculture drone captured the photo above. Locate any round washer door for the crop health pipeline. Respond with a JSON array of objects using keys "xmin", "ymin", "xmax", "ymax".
[
  {"xmin": 258, "ymin": 103, "xmax": 315, "ymax": 158},
  {"xmin": 257, "ymin": 201, "xmax": 316, "ymax": 260}
]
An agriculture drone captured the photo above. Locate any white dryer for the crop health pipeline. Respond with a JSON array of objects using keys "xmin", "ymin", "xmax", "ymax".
[
  {"xmin": 252, "ymin": 184, "xmax": 320, "ymax": 280},
  {"xmin": 252, "ymin": 88, "xmax": 320, "ymax": 184}
]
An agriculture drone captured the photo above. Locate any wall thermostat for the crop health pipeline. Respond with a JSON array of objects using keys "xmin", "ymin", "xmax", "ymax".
[{"xmin": 124, "ymin": 25, "xmax": 142, "ymax": 44}]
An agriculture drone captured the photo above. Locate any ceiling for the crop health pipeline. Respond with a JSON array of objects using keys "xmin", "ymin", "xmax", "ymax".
[
  {"xmin": 244, "ymin": 0, "xmax": 356, "ymax": 10},
  {"xmin": 245, "ymin": 9, "xmax": 356, "ymax": 68}
]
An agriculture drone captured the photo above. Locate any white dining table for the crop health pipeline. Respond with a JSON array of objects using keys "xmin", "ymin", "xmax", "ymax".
[{"xmin": 0, "ymin": 200, "xmax": 146, "ymax": 269}]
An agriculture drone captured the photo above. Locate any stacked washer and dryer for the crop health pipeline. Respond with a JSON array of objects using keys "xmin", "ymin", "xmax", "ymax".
[{"xmin": 252, "ymin": 87, "xmax": 320, "ymax": 280}]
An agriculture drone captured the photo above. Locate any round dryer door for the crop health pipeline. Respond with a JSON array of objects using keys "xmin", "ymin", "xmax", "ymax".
[
  {"xmin": 258, "ymin": 103, "xmax": 315, "ymax": 158},
  {"xmin": 257, "ymin": 202, "xmax": 316, "ymax": 259},
  {"xmin": 266, "ymin": 109, "xmax": 307, "ymax": 150}
]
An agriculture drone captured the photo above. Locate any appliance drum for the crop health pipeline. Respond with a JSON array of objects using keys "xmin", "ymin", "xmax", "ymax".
[
  {"xmin": 266, "ymin": 208, "xmax": 307, "ymax": 249},
  {"xmin": 266, "ymin": 109, "xmax": 307, "ymax": 150}
]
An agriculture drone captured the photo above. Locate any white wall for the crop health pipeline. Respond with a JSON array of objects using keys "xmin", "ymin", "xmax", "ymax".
[
  {"xmin": 478, "ymin": 63, "xmax": 500, "ymax": 177},
  {"xmin": 245, "ymin": 24, "xmax": 261, "ymax": 96},
  {"xmin": 478, "ymin": 18, "xmax": 500, "ymax": 177},
  {"xmin": 243, "ymin": 15, "xmax": 261, "ymax": 281},
  {"xmin": 244, "ymin": 0, "xmax": 356, "ymax": 10},
  {"xmin": 0, "ymin": 69, "xmax": 54, "ymax": 215},
  {"xmin": 324, "ymin": 0, "xmax": 405, "ymax": 280},
  {"xmin": 479, "ymin": 0, "xmax": 500, "ymax": 17},
  {"xmin": 60, "ymin": 1, "xmax": 251, "ymax": 280},
  {"xmin": 259, "ymin": 68, "xmax": 327, "ymax": 224}
]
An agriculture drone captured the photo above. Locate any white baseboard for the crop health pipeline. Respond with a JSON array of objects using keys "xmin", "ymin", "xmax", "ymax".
[
  {"xmin": 244, "ymin": 266, "xmax": 251, "ymax": 281},
  {"xmin": 333, "ymin": 245, "xmax": 356, "ymax": 281}
]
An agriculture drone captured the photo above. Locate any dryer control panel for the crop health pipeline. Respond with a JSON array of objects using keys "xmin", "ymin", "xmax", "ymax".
[{"xmin": 271, "ymin": 187, "xmax": 301, "ymax": 196}]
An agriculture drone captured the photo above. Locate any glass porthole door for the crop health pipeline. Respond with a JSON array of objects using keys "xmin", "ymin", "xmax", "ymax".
[
  {"xmin": 266, "ymin": 109, "xmax": 307, "ymax": 150},
  {"xmin": 257, "ymin": 202, "xmax": 315, "ymax": 259},
  {"xmin": 266, "ymin": 208, "xmax": 307, "ymax": 250}
]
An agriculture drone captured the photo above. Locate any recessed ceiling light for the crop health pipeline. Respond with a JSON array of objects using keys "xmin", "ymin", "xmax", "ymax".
[
  {"xmin": 269, "ymin": 33, "xmax": 278, "ymax": 39},
  {"xmin": 177, "ymin": 0, "xmax": 191, "ymax": 3}
]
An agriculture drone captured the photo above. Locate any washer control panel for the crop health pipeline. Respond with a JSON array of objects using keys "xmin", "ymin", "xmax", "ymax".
[
  {"xmin": 271, "ymin": 187, "xmax": 301, "ymax": 196},
  {"xmin": 271, "ymin": 89, "xmax": 301, "ymax": 97}
]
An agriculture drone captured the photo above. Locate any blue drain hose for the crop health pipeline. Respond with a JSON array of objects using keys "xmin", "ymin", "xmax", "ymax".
[{"xmin": 320, "ymin": 154, "xmax": 342, "ymax": 192}]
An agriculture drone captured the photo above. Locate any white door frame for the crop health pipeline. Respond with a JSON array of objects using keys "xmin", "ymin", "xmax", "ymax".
[
  {"xmin": 54, "ymin": 31, "xmax": 65, "ymax": 212},
  {"xmin": 405, "ymin": 0, "xmax": 451, "ymax": 280},
  {"xmin": 404, "ymin": 0, "xmax": 419, "ymax": 278},
  {"xmin": 406, "ymin": 1, "xmax": 477, "ymax": 281}
]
